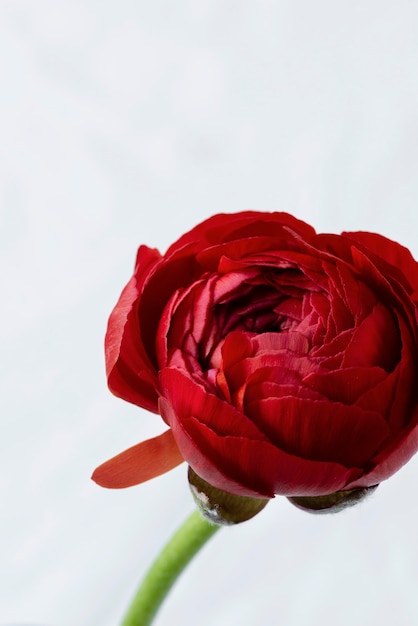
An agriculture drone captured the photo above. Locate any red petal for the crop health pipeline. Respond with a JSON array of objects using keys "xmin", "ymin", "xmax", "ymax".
[
  {"xmin": 91, "ymin": 429, "xmax": 184, "ymax": 488},
  {"xmin": 174, "ymin": 413, "xmax": 361, "ymax": 497},
  {"xmin": 346, "ymin": 405, "xmax": 418, "ymax": 489},
  {"xmin": 167, "ymin": 211, "xmax": 317, "ymax": 258},
  {"xmin": 342, "ymin": 304, "xmax": 400, "ymax": 369},
  {"xmin": 304, "ymin": 366, "xmax": 387, "ymax": 405},
  {"xmin": 245, "ymin": 396, "xmax": 389, "ymax": 467},
  {"xmin": 106, "ymin": 245, "xmax": 161, "ymax": 412},
  {"xmin": 159, "ymin": 368, "xmax": 361, "ymax": 497},
  {"xmin": 342, "ymin": 231, "xmax": 418, "ymax": 296},
  {"xmin": 384, "ymin": 313, "xmax": 417, "ymax": 430}
]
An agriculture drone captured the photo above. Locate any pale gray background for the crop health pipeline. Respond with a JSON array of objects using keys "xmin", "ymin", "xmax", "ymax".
[{"xmin": 1, "ymin": 1, "xmax": 418, "ymax": 625}]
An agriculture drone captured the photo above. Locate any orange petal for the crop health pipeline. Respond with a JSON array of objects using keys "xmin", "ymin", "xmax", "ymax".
[{"xmin": 91, "ymin": 429, "xmax": 184, "ymax": 488}]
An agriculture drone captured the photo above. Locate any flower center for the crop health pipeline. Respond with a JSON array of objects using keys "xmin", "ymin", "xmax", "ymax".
[{"xmin": 159, "ymin": 267, "xmax": 319, "ymax": 385}]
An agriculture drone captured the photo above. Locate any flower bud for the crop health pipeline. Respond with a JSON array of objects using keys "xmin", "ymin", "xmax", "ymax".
[
  {"xmin": 287, "ymin": 485, "xmax": 378, "ymax": 514},
  {"xmin": 188, "ymin": 467, "xmax": 269, "ymax": 526}
]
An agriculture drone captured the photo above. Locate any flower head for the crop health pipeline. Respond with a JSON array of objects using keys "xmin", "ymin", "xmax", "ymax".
[{"xmin": 93, "ymin": 212, "xmax": 418, "ymax": 504}]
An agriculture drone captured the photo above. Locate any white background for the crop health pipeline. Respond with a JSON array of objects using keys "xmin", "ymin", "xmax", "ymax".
[{"xmin": 1, "ymin": 1, "xmax": 418, "ymax": 625}]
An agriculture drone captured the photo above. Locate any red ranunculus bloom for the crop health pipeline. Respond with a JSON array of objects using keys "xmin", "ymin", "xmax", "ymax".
[{"xmin": 93, "ymin": 212, "xmax": 418, "ymax": 499}]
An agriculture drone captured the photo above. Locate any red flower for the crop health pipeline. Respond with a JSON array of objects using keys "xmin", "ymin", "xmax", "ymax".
[{"xmin": 93, "ymin": 212, "xmax": 418, "ymax": 499}]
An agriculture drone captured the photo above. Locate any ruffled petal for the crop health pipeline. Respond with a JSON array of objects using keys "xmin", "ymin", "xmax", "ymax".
[
  {"xmin": 159, "ymin": 367, "xmax": 362, "ymax": 497},
  {"xmin": 245, "ymin": 396, "xmax": 390, "ymax": 467},
  {"xmin": 106, "ymin": 245, "xmax": 162, "ymax": 412},
  {"xmin": 341, "ymin": 304, "xmax": 400, "ymax": 370},
  {"xmin": 304, "ymin": 367, "xmax": 387, "ymax": 405},
  {"xmin": 172, "ymin": 412, "xmax": 362, "ymax": 497},
  {"xmin": 345, "ymin": 406, "xmax": 418, "ymax": 489},
  {"xmin": 342, "ymin": 231, "xmax": 418, "ymax": 297}
]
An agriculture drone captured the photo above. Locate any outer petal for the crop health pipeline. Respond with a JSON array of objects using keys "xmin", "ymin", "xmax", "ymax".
[
  {"xmin": 165, "ymin": 211, "xmax": 317, "ymax": 258},
  {"xmin": 91, "ymin": 429, "xmax": 184, "ymax": 488},
  {"xmin": 345, "ymin": 406, "xmax": 418, "ymax": 489},
  {"xmin": 245, "ymin": 396, "xmax": 389, "ymax": 467},
  {"xmin": 342, "ymin": 231, "xmax": 418, "ymax": 297},
  {"xmin": 180, "ymin": 416, "xmax": 361, "ymax": 498},
  {"xmin": 106, "ymin": 245, "xmax": 161, "ymax": 412},
  {"xmin": 159, "ymin": 367, "xmax": 361, "ymax": 497}
]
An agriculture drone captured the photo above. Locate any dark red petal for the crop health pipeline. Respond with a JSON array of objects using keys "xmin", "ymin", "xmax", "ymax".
[
  {"xmin": 137, "ymin": 242, "xmax": 206, "ymax": 366},
  {"xmin": 167, "ymin": 211, "xmax": 317, "ymax": 254},
  {"xmin": 159, "ymin": 367, "xmax": 361, "ymax": 497},
  {"xmin": 159, "ymin": 397, "xmax": 272, "ymax": 498},
  {"xmin": 217, "ymin": 212, "xmax": 316, "ymax": 243},
  {"xmin": 328, "ymin": 293, "xmax": 353, "ymax": 334},
  {"xmin": 160, "ymin": 368, "xmax": 269, "ymax": 441},
  {"xmin": 220, "ymin": 331, "xmax": 254, "ymax": 369},
  {"xmin": 325, "ymin": 258, "xmax": 375, "ymax": 317},
  {"xmin": 345, "ymin": 406, "xmax": 418, "ymax": 489},
  {"xmin": 355, "ymin": 364, "xmax": 398, "ymax": 422},
  {"xmin": 304, "ymin": 367, "xmax": 387, "ymax": 405},
  {"xmin": 216, "ymin": 331, "xmax": 254, "ymax": 402},
  {"xmin": 196, "ymin": 238, "xmax": 294, "ymax": 272},
  {"xmin": 313, "ymin": 327, "xmax": 352, "ymax": 353},
  {"xmin": 106, "ymin": 246, "xmax": 159, "ymax": 375},
  {"xmin": 384, "ymin": 314, "xmax": 417, "ymax": 430},
  {"xmin": 350, "ymin": 245, "xmax": 413, "ymax": 314},
  {"xmin": 342, "ymin": 231, "xmax": 418, "ymax": 296},
  {"xmin": 91, "ymin": 429, "xmax": 184, "ymax": 488},
  {"xmin": 341, "ymin": 304, "xmax": 400, "ymax": 370},
  {"xmin": 175, "ymin": 414, "xmax": 362, "ymax": 497},
  {"xmin": 245, "ymin": 396, "xmax": 390, "ymax": 467},
  {"xmin": 106, "ymin": 245, "xmax": 162, "ymax": 412}
]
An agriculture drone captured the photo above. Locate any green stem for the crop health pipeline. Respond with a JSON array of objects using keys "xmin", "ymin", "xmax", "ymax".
[{"xmin": 120, "ymin": 510, "xmax": 221, "ymax": 626}]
